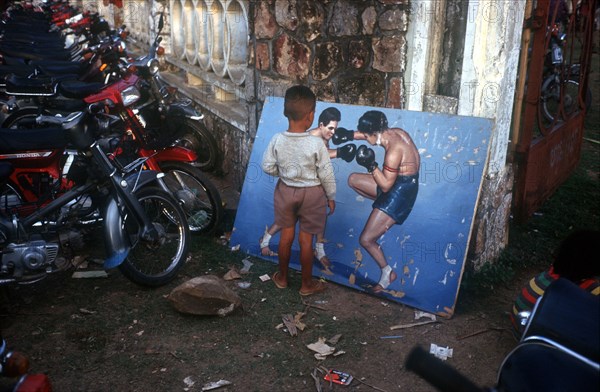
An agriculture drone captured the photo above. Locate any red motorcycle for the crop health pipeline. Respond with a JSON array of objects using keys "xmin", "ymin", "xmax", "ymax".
[
  {"xmin": 1, "ymin": 108, "xmax": 191, "ymax": 287},
  {"xmin": 1, "ymin": 15, "xmax": 222, "ymax": 235}
]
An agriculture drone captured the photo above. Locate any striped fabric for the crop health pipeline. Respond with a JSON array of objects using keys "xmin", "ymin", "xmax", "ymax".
[{"xmin": 510, "ymin": 267, "xmax": 600, "ymax": 338}]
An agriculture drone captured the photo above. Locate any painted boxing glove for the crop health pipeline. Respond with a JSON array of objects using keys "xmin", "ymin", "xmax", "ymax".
[
  {"xmin": 356, "ymin": 145, "xmax": 378, "ymax": 172},
  {"xmin": 336, "ymin": 143, "xmax": 357, "ymax": 162},
  {"xmin": 332, "ymin": 127, "xmax": 354, "ymax": 145}
]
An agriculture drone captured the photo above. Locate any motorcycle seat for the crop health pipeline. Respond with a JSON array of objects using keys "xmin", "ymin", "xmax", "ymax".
[
  {"xmin": 0, "ymin": 65, "xmax": 36, "ymax": 78},
  {"xmin": 4, "ymin": 74, "xmax": 57, "ymax": 96},
  {"xmin": 0, "ymin": 162, "xmax": 13, "ymax": 182},
  {"xmin": 1, "ymin": 31, "xmax": 63, "ymax": 43},
  {"xmin": 0, "ymin": 127, "xmax": 67, "ymax": 153},
  {"xmin": 0, "ymin": 55, "xmax": 28, "ymax": 66},
  {"xmin": 0, "ymin": 46, "xmax": 72, "ymax": 62},
  {"xmin": 58, "ymin": 80, "xmax": 105, "ymax": 99},
  {"xmin": 36, "ymin": 63, "xmax": 86, "ymax": 76}
]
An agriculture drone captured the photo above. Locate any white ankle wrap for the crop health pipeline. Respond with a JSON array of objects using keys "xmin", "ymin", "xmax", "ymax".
[{"xmin": 378, "ymin": 265, "xmax": 393, "ymax": 289}]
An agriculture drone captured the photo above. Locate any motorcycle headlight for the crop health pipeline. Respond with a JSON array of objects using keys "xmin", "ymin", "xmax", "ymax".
[
  {"xmin": 120, "ymin": 85, "xmax": 141, "ymax": 106},
  {"xmin": 147, "ymin": 59, "xmax": 160, "ymax": 75}
]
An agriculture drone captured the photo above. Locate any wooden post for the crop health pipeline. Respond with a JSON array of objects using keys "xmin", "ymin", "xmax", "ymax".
[{"xmin": 510, "ymin": 0, "xmax": 534, "ymax": 153}]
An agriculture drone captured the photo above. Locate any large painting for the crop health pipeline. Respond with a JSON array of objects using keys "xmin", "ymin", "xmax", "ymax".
[{"xmin": 230, "ymin": 98, "xmax": 492, "ymax": 316}]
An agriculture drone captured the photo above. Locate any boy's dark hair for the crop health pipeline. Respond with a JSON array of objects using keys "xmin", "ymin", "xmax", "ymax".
[
  {"xmin": 553, "ymin": 229, "xmax": 600, "ymax": 281},
  {"xmin": 284, "ymin": 85, "xmax": 316, "ymax": 121},
  {"xmin": 357, "ymin": 110, "xmax": 388, "ymax": 135},
  {"xmin": 318, "ymin": 107, "xmax": 341, "ymax": 126}
]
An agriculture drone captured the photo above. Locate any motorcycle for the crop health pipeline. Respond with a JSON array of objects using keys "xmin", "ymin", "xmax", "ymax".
[
  {"xmin": 1, "ymin": 14, "xmax": 223, "ymax": 235},
  {"xmin": 125, "ymin": 10, "xmax": 221, "ymax": 172},
  {"xmin": 539, "ymin": 23, "xmax": 593, "ymax": 125},
  {"xmin": 405, "ymin": 278, "xmax": 599, "ymax": 391},
  {"xmin": 0, "ymin": 107, "xmax": 190, "ymax": 287}
]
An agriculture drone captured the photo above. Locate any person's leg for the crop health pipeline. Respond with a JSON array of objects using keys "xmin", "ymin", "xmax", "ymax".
[
  {"xmin": 314, "ymin": 231, "xmax": 331, "ymax": 268},
  {"xmin": 348, "ymin": 173, "xmax": 378, "ymax": 199},
  {"xmin": 299, "ymin": 230, "xmax": 326, "ymax": 295},
  {"xmin": 273, "ymin": 225, "xmax": 295, "ymax": 288},
  {"xmin": 359, "ymin": 209, "xmax": 397, "ymax": 292},
  {"xmin": 260, "ymin": 223, "xmax": 281, "ymax": 256}
]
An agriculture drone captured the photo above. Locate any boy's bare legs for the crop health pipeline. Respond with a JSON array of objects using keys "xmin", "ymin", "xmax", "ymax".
[
  {"xmin": 359, "ymin": 209, "xmax": 397, "ymax": 293},
  {"xmin": 272, "ymin": 225, "xmax": 294, "ymax": 288},
  {"xmin": 299, "ymin": 230, "xmax": 327, "ymax": 295},
  {"xmin": 314, "ymin": 232, "xmax": 331, "ymax": 268},
  {"xmin": 260, "ymin": 223, "xmax": 280, "ymax": 256}
]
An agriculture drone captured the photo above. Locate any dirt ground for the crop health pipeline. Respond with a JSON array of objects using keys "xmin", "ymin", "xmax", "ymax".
[{"xmin": 0, "ymin": 248, "xmax": 528, "ymax": 392}]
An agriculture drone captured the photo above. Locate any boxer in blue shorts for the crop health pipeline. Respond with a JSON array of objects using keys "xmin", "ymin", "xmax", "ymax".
[
  {"xmin": 372, "ymin": 173, "xmax": 419, "ymax": 225},
  {"xmin": 333, "ymin": 110, "xmax": 420, "ymax": 293}
]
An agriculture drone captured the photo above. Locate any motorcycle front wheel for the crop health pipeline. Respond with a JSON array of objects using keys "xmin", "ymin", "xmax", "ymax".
[
  {"xmin": 159, "ymin": 161, "xmax": 223, "ymax": 235},
  {"xmin": 118, "ymin": 186, "xmax": 190, "ymax": 287}
]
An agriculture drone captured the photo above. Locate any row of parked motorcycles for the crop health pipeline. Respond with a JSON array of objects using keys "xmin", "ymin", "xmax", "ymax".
[
  {"xmin": 0, "ymin": 1, "xmax": 227, "ymax": 388},
  {"xmin": 0, "ymin": 0, "xmax": 225, "ymax": 288}
]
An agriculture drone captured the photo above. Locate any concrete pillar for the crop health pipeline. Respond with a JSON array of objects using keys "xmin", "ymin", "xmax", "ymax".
[{"xmin": 458, "ymin": 0, "xmax": 526, "ymax": 175}]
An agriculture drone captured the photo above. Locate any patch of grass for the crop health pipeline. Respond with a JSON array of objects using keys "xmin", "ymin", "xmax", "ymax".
[{"xmin": 462, "ymin": 118, "xmax": 599, "ymax": 294}]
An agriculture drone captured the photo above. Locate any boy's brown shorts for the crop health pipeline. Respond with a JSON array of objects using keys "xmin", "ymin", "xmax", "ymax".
[{"xmin": 274, "ymin": 180, "xmax": 327, "ymax": 235}]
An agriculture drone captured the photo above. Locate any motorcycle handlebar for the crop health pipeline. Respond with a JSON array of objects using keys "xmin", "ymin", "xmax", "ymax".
[{"xmin": 405, "ymin": 346, "xmax": 489, "ymax": 392}]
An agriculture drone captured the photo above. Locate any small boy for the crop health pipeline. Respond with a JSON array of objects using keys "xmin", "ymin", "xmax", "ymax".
[
  {"xmin": 261, "ymin": 86, "xmax": 336, "ymax": 296},
  {"xmin": 259, "ymin": 107, "xmax": 356, "ymax": 268}
]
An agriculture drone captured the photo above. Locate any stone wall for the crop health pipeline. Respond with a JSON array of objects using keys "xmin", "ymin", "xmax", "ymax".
[{"xmin": 253, "ymin": 0, "xmax": 409, "ymax": 108}]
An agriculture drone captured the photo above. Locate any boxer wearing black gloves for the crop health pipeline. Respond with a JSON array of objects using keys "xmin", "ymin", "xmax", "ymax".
[
  {"xmin": 347, "ymin": 110, "xmax": 420, "ymax": 293},
  {"xmin": 336, "ymin": 143, "xmax": 358, "ymax": 163},
  {"xmin": 332, "ymin": 127, "xmax": 355, "ymax": 145},
  {"xmin": 356, "ymin": 145, "xmax": 378, "ymax": 172}
]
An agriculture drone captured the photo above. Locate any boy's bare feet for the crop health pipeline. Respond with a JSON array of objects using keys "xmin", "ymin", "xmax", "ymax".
[
  {"xmin": 299, "ymin": 280, "xmax": 327, "ymax": 296},
  {"xmin": 272, "ymin": 271, "xmax": 287, "ymax": 289}
]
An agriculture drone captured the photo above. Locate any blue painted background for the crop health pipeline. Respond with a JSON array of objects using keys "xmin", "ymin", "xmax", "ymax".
[{"xmin": 230, "ymin": 98, "xmax": 492, "ymax": 316}]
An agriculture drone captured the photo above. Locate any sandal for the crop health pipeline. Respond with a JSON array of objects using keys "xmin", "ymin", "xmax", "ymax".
[
  {"xmin": 272, "ymin": 271, "xmax": 287, "ymax": 289},
  {"xmin": 299, "ymin": 280, "xmax": 327, "ymax": 296}
]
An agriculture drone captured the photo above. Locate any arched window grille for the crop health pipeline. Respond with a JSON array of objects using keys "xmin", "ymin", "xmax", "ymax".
[{"xmin": 169, "ymin": 0, "xmax": 249, "ymax": 86}]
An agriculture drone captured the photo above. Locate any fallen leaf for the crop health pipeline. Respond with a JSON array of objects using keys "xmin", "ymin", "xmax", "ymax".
[
  {"xmin": 307, "ymin": 338, "xmax": 335, "ymax": 356},
  {"xmin": 327, "ymin": 334, "xmax": 342, "ymax": 345},
  {"xmin": 282, "ymin": 314, "xmax": 298, "ymax": 336},
  {"xmin": 183, "ymin": 376, "xmax": 195, "ymax": 388},
  {"xmin": 223, "ymin": 267, "xmax": 241, "ymax": 281},
  {"xmin": 294, "ymin": 312, "xmax": 307, "ymax": 331},
  {"xmin": 202, "ymin": 379, "xmax": 232, "ymax": 391}
]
